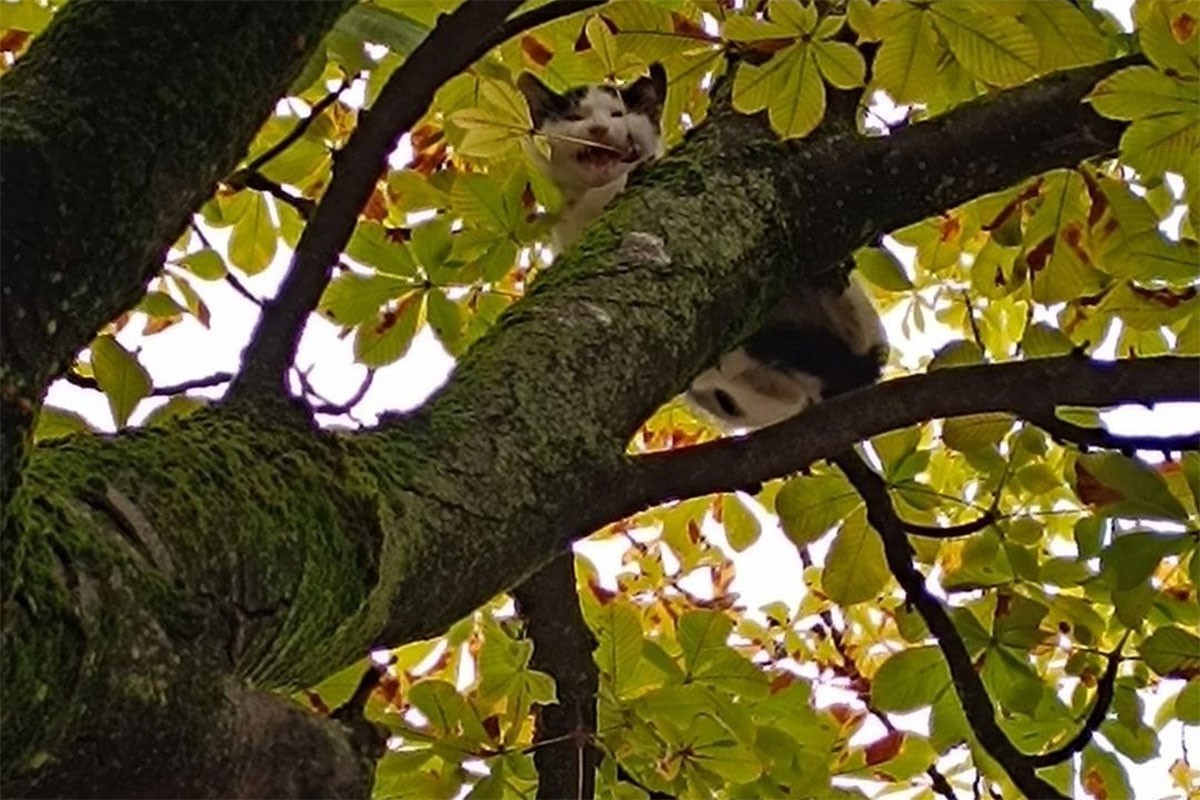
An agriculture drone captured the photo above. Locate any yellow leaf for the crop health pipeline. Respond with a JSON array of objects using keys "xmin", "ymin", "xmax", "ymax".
[
  {"xmin": 813, "ymin": 40, "xmax": 866, "ymax": 89},
  {"xmin": 929, "ymin": 1, "xmax": 1038, "ymax": 87},
  {"xmin": 586, "ymin": 14, "xmax": 620, "ymax": 76},
  {"xmin": 1021, "ymin": 0, "xmax": 1110, "ymax": 72},
  {"xmin": 227, "ymin": 192, "xmax": 277, "ymax": 275},
  {"xmin": 873, "ymin": 4, "xmax": 942, "ymax": 104}
]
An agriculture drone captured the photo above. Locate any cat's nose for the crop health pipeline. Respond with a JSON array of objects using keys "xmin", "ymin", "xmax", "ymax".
[{"xmin": 586, "ymin": 125, "xmax": 607, "ymax": 140}]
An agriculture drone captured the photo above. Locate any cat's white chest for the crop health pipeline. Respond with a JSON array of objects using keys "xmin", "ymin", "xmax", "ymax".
[{"xmin": 551, "ymin": 177, "xmax": 628, "ymax": 251}]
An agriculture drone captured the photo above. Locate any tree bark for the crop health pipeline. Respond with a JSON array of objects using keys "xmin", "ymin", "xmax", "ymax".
[
  {"xmin": 0, "ymin": 0, "xmax": 352, "ymax": 499},
  {"xmin": 0, "ymin": 11, "xmax": 1153, "ymax": 793}
]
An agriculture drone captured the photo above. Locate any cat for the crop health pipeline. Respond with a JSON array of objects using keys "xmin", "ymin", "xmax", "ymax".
[
  {"xmin": 686, "ymin": 277, "xmax": 888, "ymax": 430},
  {"xmin": 518, "ymin": 63, "xmax": 667, "ymax": 250},
  {"xmin": 517, "ymin": 64, "xmax": 887, "ymax": 432}
]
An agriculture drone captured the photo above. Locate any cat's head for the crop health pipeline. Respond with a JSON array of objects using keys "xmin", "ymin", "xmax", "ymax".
[{"xmin": 518, "ymin": 63, "xmax": 667, "ymax": 190}]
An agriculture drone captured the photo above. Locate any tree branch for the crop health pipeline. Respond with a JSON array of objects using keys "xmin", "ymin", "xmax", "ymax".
[
  {"xmin": 64, "ymin": 369, "xmax": 233, "ymax": 398},
  {"xmin": 593, "ymin": 357, "xmax": 1198, "ymax": 536},
  {"xmin": 832, "ymin": 450, "xmax": 1064, "ymax": 800},
  {"xmin": 229, "ymin": 0, "xmax": 603, "ymax": 401},
  {"xmin": 512, "ymin": 553, "xmax": 599, "ymax": 800},
  {"xmin": 902, "ymin": 510, "xmax": 998, "ymax": 539},
  {"xmin": 236, "ymin": 79, "xmax": 349, "ymax": 178},
  {"xmin": 1027, "ymin": 633, "xmax": 1127, "ymax": 767},
  {"xmin": 1028, "ymin": 411, "xmax": 1199, "ymax": 453}
]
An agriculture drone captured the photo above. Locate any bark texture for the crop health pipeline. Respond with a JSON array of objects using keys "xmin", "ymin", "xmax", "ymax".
[
  {"xmin": 0, "ymin": 0, "xmax": 352, "ymax": 499},
  {"xmin": 0, "ymin": 6, "xmax": 1150, "ymax": 793}
]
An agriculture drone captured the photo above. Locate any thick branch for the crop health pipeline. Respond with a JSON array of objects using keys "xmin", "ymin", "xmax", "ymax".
[
  {"xmin": 833, "ymin": 450, "xmax": 1064, "ymax": 800},
  {"xmin": 230, "ymin": 0, "xmax": 603, "ymax": 400},
  {"xmin": 599, "ymin": 357, "xmax": 1198, "ymax": 531},
  {"xmin": 512, "ymin": 554, "xmax": 599, "ymax": 800}
]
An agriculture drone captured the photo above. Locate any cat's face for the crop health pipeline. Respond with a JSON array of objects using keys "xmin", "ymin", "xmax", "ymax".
[{"xmin": 518, "ymin": 64, "xmax": 666, "ymax": 190}]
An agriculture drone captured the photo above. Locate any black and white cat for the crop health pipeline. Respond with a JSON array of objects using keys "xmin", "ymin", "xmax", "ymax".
[
  {"xmin": 518, "ymin": 64, "xmax": 887, "ymax": 431},
  {"xmin": 518, "ymin": 64, "xmax": 668, "ymax": 250}
]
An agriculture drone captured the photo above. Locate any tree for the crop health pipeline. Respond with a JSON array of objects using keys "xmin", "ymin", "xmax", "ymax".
[{"xmin": 1, "ymin": 0, "xmax": 1197, "ymax": 797}]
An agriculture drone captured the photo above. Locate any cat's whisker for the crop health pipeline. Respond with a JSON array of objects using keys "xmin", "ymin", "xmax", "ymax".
[{"xmin": 533, "ymin": 131, "xmax": 625, "ymax": 153}]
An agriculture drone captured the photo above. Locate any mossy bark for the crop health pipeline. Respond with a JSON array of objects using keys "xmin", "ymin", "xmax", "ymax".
[
  {"xmin": 1, "ymin": 18, "xmax": 1128, "ymax": 792},
  {"xmin": 0, "ymin": 0, "xmax": 352, "ymax": 499}
]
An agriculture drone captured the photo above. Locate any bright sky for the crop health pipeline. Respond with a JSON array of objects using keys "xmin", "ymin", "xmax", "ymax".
[{"xmin": 39, "ymin": 0, "xmax": 1198, "ymax": 795}]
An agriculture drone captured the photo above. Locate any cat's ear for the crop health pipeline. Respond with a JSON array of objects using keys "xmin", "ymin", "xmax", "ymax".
[
  {"xmin": 621, "ymin": 62, "xmax": 667, "ymax": 123},
  {"xmin": 517, "ymin": 72, "xmax": 566, "ymax": 127}
]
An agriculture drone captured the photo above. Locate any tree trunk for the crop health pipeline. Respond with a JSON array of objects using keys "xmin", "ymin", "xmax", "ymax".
[{"xmin": 0, "ymin": 0, "xmax": 351, "ymax": 500}]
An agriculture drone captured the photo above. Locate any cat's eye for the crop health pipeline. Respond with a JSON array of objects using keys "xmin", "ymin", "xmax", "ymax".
[
  {"xmin": 714, "ymin": 390, "xmax": 742, "ymax": 418},
  {"xmin": 564, "ymin": 112, "xmax": 585, "ymax": 122},
  {"xmin": 611, "ymin": 110, "xmax": 624, "ymax": 118}
]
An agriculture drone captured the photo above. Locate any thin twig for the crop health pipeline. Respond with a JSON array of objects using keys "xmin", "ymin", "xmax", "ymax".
[
  {"xmin": 191, "ymin": 221, "xmax": 263, "ymax": 306},
  {"xmin": 309, "ymin": 369, "xmax": 376, "ymax": 416},
  {"xmin": 1028, "ymin": 633, "xmax": 1128, "ymax": 767},
  {"xmin": 227, "ymin": 170, "xmax": 316, "ymax": 219},
  {"xmin": 65, "ymin": 370, "xmax": 233, "ymax": 397},
  {"xmin": 1029, "ymin": 411, "xmax": 1199, "ymax": 453},
  {"xmin": 901, "ymin": 510, "xmax": 997, "ymax": 539},
  {"xmin": 241, "ymin": 79, "xmax": 349, "ymax": 177}
]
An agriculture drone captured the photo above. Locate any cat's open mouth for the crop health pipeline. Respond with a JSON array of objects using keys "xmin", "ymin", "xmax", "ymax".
[{"xmin": 576, "ymin": 143, "xmax": 640, "ymax": 166}]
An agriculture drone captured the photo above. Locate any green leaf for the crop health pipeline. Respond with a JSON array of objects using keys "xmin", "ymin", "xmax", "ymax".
[
  {"xmin": 1140, "ymin": 626, "xmax": 1200, "ymax": 679},
  {"xmin": 143, "ymin": 396, "xmax": 206, "ymax": 428},
  {"xmin": 452, "ymin": 173, "xmax": 518, "ymax": 233},
  {"xmin": 872, "ymin": 3, "xmax": 941, "ymax": 104},
  {"xmin": 1025, "ymin": 170, "xmax": 1107, "ymax": 304},
  {"xmin": 1087, "ymin": 66, "xmax": 1198, "ymax": 121},
  {"xmin": 981, "ymin": 646, "xmax": 1044, "ymax": 716},
  {"xmin": 871, "ymin": 646, "xmax": 951, "ymax": 712},
  {"xmin": 137, "ymin": 291, "xmax": 185, "ymax": 320},
  {"xmin": 353, "ymin": 293, "xmax": 423, "ymax": 368},
  {"xmin": 928, "ymin": 2, "xmax": 1038, "ymax": 87},
  {"xmin": 426, "ymin": 290, "xmax": 467, "ymax": 355},
  {"xmin": 345, "ymin": 222, "xmax": 418, "ymax": 277},
  {"xmin": 334, "ymin": 4, "xmax": 428, "ymax": 57},
  {"xmin": 90, "ymin": 335, "xmax": 152, "ymax": 429},
  {"xmin": 942, "ymin": 413, "xmax": 1013, "ymax": 453},
  {"xmin": 775, "ymin": 472, "xmax": 862, "ymax": 546},
  {"xmin": 812, "ymin": 40, "xmax": 865, "ymax": 90},
  {"xmin": 677, "ymin": 610, "xmax": 769, "ymax": 697},
  {"xmin": 1120, "ymin": 114, "xmax": 1200, "ymax": 179},
  {"xmin": 1021, "ymin": 0, "xmax": 1109, "ymax": 72},
  {"xmin": 1100, "ymin": 531, "xmax": 1190, "ymax": 591},
  {"xmin": 1074, "ymin": 452, "xmax": 1190, "ymax": 522},
  {"xmin": 33, "ymin": 406, "xmax": 94, "ymax": 442},
  {"xmin": 855, "ymin": 247, "xmax": 913, "ymax": 291},
  {"xmin": 319, "ymin": 272, "xmax": 414, "ymax": 328},
  {"xmin": 722, "ymin": 494, "xmax": 761, "ymax": 552},
  {"xmin": 770, "ymin": 0, "xmax": 817, "ymax": 34},
  {"xmin": 1104, "ymin": 231, "xmax": 1200, "ymax": 284},
  {"xmin": 733, "ymin": 44, "xmax": 826, "ymax": 139},
  {"xmin": 1175, "ymin": 679, "xmax": 1200, "ymax": 724},
  {"xmin": 174, "ymin": 248, "xmax": 227, "ymax": 281},
  {"xmin": 227, "ymin": 192, "xmax": 277, "ymax": 275},
  {"xmin": 594, "ymin": 600, "xmax": 646, "ymax": 700},
  {"xmin": 1080, "ymin": 744, "xmax": 1133, "ymax": 800},
  {"xmin": 1020, "ymin": 322, "xmax": 1074, "ymax": 358},
  {"xmin": 822, "ymin": 511, "xmax": 888, "ymax": 605},
  {"xmin": 928, "ymin": 339, "xmax": 984, "ymax": 370}
]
